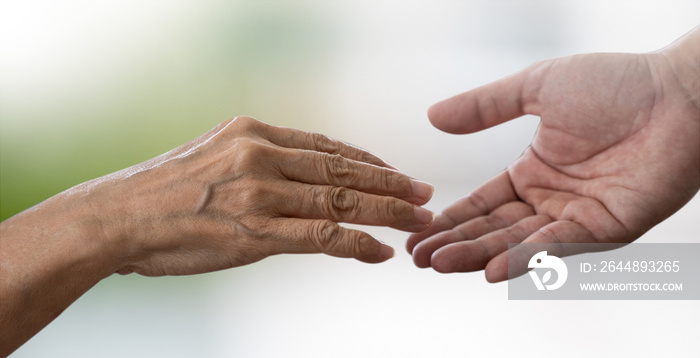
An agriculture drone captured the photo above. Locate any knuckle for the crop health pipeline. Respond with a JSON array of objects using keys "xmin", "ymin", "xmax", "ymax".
[
  {"xmin": 310, "ymin": 220, "xmax": 341, "ymax": 251},
  {"xmin": 380, "ymin": 169, "xmax": 408, "ymax": 195},
  {"xmin": 537, "ymin": 226, "xmax": 563, "ymax": 245},
  {"xmin": 208, "ymin": 117, "xmax": 266, "ymax": 149},
  {"xmin": 358, "ymin": 149, "xmax": 377, "ymax": 164},
  {"xmin": 356, "ymin": 233, "xmax": 378, "ymax": 260},
  {"xmin": 230, "ymin": 138, "xmax": 271, "ymax": 171},
  {"xmin": 309, "ymin": 132, "xmax": 340, "ymax": 153},
  {"xmin": 483, "ymin": 212, "xmax": 507, "ymax": 229},
  {"xmin": 504, "ymin": 223, "xmax": 528, "ymax": 241},
  {"xmin": 375, "ymin": 167, "xmax": 392, "ymax": 192},
  {"xmin": 325, "ymin": 186, "xmax": 359, "ymax": 219},
  {"xmin": 382, "ymin": 197, "xmax": 412, "ymax": 224},
  {"xmin": 323, "ymin": 154, "xmax": 353, "ymax": 182},
  {"xmin": 231, "ymin": 115, "xmax": 261, "ymax": 131},
  {"xmin": 466, "ymin": 192, "xmax": 490, "ymax": 214},
  {"xmin": 382, "ymin": 196, "xmax": 400, "ymax": 217}
]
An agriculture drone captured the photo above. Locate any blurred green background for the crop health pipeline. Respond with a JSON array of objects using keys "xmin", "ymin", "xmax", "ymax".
[
  {"xmin": 1, "ymin": 1, "xmax": 342, "ymax": 220},
  {"xmin": 2, "ymin": 1, "xmax": 700, "ymax": 357}
]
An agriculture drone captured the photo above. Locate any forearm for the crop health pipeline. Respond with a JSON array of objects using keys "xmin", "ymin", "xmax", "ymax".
[
  {"xmin": 0, "ymin": 189, "xmax": 119, "ymax": 356},
  {"xmin": 659, "ymin": 26, "xmax": 700, "ymax": 110}
]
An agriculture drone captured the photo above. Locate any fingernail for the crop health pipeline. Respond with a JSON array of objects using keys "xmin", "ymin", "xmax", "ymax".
[
  {"xmin": 414, "ymin": 206, "xmax": 435, "ymax": 226},
  {"xmin": 380, "ymin": 244, "xmax": 395, "ymax": 260},
  {"xmin": 411, "ymin": 180, "xmax": 434, "ymax": 201}
]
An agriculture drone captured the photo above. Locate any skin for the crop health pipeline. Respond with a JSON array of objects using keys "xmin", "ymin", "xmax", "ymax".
[
  {"xmin": 407, "ymin": 27, "xmax": 700, "ymax": 282},
  {"xmin": 0, "ymin": 116, "xmax": 435, "ymax": 355}
]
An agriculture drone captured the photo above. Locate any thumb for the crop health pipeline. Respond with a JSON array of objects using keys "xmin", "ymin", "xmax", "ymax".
[{"xmin": 428, "ymin": 63, "xmax": 542, "ymax": 134}]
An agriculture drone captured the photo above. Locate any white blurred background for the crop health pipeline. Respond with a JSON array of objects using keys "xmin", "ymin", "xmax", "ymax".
[{"xmin": 1, "ymin": 1, "xmax": 698, "ymax": 357}]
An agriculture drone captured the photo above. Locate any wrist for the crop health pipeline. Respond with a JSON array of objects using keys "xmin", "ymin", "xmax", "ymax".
[
  {"xmin": 67, "ymin": 180, "xmax": 136, "ymax": 275},
  {"xmin": 14, "ymin": 184, "xmax": 128, "ymax": 280},
  {"xmin": 657, "ymin": 26, "xmax": 700, "ymax": 111},
  {"xmin": 0, "ymin": 187, "xmax": 121, "ymax": 355}
]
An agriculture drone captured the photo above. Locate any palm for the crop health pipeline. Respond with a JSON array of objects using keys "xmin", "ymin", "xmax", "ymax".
[
  {"xmin": 408, "ymin": 53, "xmax": 699, "ymax": 281},
  {"xmin": 517, "ymin": 54, "xmax": 662, "ymax": 242}
]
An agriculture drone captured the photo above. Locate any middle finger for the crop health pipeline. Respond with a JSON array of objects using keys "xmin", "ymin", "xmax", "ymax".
[
  {"xmin": 275, "ymin": 181, "xmax": 435, "ymax": 233},
  {"xmin": 276, "ymin": 147, "xmax": 434, "ymax": 206}
]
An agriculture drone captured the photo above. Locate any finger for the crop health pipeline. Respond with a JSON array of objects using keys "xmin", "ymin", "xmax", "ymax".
[
  {"xmin": 247, "ymin": 116, "xmax": 398, "ymax": 169},
  {"xmin": 411, "ymin": 201, "xmax": 536, "ymax": 268},
  {"xmin": 483, "ymin": 220, "xmax": 599, "ymax": 283},
  {"xmin": 278, "ymin": 182, "xmax": 434, "ymax": 233},
  {"xmin": 406, "ymin": 171, "xmax": 518, "ymax": 253},
  {"xmin": 427, "ymin": 63, "xmax": 542, "ymax": 134},
  {"xmin": 278, "ymin": 148, "xmax": 434, "ymax": 205},
  {"xmin": 405, "ymin": 214, "xmax": 459, "ymax": 254},
  {"xmin": 429, "ymin": 215, "xmax": 553, "ymax": 274},
  {"xmin": 523, "ymin": 186, "xmax": 630, "ymax": 243},
  {"xmin": 271, "ymin": 218, "xmax": 395, "ymax": 263}
]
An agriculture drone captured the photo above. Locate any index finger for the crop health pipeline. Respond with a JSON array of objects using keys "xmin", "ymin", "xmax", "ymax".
[
  {"xmin": 260, "ymin": 120, "xmax": 398, "ymax": 170},
  {"xmin": 406, "ymin": 171, "xmax": 518, "ymax": 253}
]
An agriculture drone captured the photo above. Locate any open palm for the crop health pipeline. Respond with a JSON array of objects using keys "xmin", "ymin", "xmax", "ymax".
[{"xmin": 407, "ymin": 51, "xmax": 699, "ymax": 282}]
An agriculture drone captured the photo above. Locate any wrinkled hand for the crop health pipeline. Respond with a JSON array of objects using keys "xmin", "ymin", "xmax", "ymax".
[
  {"xmin": 408, "ymin": 42, "xmax": 699, "ymax": 281},
  {"xmin": 84, "ymin": 116, "xmax": 434, "ymax": 276}
]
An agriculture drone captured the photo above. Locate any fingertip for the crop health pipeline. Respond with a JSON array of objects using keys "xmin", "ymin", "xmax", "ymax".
[
  {"xmin": 484, "ymin": 258, "xmax": 508, "ymax": 283},
  {"xmin": 427, "ymin": 70, "xmax": 531, "ymax": 135},
  {"xmin": 426, "ymin": 100, "xmax": 441, "ymax": 122},
  {"xmin": 410, "ymin": 242, "xmax": 433, "ymax": 268},
  {"xmin": 484, "ymin": 270, "xmax": 507, "ymax": 283},
  {"xmin": 401, "ymin": 206, "xmax": 435, "ymax": 233},
  {"xmin": 405, "ymin": 232, "xmax": 425, "ymax": 254},
  {"xmin": 410, "ymin": 180, "xmax": 434, "ymax": 204},
  {"xmin": 429, "ymin": 249, "xmax": 454, "ymax": 273},
  {"xmin": 362, "ymin": 244, "xmax": 393, "ymax": 264},
  {"xmin": 427, "ymin": 94, "xmax": 469, "ymax": 135},
  {"xmin": 405, "ymin": 213, "xmax": 456, "ymax": 255},
  {"xmin": 430, "ymin": 249, "xmax": 454, "ymax": 273},
  {"xmin": 427, "ymin": 100, "xmax": 452, "ymax": 132},
  {"xmin": 414, "ymin": 206, "xmax": 435, "ymax": 227},
  {"xmin": 356, "ymin": 235, "xmax": 394, "ymax": 264},
  {"xmin": 429, "ymin": 242, "xmax": 492, "ymax": 274},
  {"xmin": 380, "ymin": 244, "xmax": 395, "ymax": 261}
]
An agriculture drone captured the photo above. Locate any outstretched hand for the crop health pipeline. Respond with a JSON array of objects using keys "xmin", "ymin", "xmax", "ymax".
[
  {"xmin": 92, "ymin": 116, "xmax": 435, "ymax": 276},
  {"xmin": 407, "ymin": 30, "xmax": 700, "ymax": 282},
  {"xmin": 1, "ymin": 115, "xmax": 435, "ymax": 354}
]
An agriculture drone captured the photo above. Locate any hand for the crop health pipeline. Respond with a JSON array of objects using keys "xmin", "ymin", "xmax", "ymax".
[
  {"xmin": 88, "ymin": 116, "xmax": 435, "ymax": 275},
  {"xmin": 0, "ymin": 116, "xmax": 435, "ymax": 354},
  {"xmin": 407, "ymin": 29, "xmax": 700, "ymax": 282}
]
